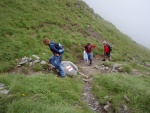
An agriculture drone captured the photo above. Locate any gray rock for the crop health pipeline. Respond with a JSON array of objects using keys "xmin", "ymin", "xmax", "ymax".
[
  {"xmin": 28, "ymin": 57, "xmax": 32, "ymax": 62},
  {"xmin": 0, "ymin": 87, "xmax": 4, "ymax": 90},
  {"xmin": 17, "ymin": 64, "xmax": 22, "ymax": 67},
  {"xmin": 0, "ymin": 83, "xmax": 4, "ymax": 90},
  {"xmin": 29, "ymin": 62, "xmax": 33, "ymax": 67},
  {"xmin": 90, "ymin": 106, "xmax": 97, "ymax": 111},
  {"xmin": 83, "ymin": 79, "xmax": 90, "ymax": 82},
  {"xmin": 124, "ymin": 95, "xmax": 130, "ymax": 103},
  {"xmin": 32, "ymin": 55, "xmax": 40, "ymax": 60},
  {"xmin": 0, "ymin": 83, "xmax": 4, "ymax": 87},
  {"xmin": 62, "ymin": 61, "xmax": 78, "ymax": 76},
  {"xmin": 104, "ymin": 104, "xmax": 111, "ymax": 112},
  {"xmin": 19, "ymin": 60, "xmax": 28, "ymax": 65},
  {"xmin": 21, "ymin": 56, "xmax": 28, "ymax": 61},
  {"xmin": 104, "ymin": 96, "xmax": 109, "ymax": 99},
  {"xmin": 83, "ymin": 93, "xmax": 87, "ymax": 96},
  {"xmin": 112, "ymin": 64, "xmax": 122, "ymax": 72},
  {"xmin": 33, "ymin": 60, "xmax": 40, "ymax": 64},
  {"xmin": 105, "ymin": 67, "xmax": 109, "ymax": 70},
  {"xmin": 0, "ymin": 89, "xmax": 9, "ymax": 95},
  {"xmin": 40, "ymin": 61, "xmax": 46, "ymax": 65},
  {"xmin": 122, "ymin": 104, "xmax": 128, "ymax": 111},
  {"xmin": 118, "ymin": 67, "xmax": 123, "ymax": 72}
]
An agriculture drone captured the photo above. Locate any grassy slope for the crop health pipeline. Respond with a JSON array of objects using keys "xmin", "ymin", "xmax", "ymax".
[
  {"xmin": 0, "ymin": 0, "xmax": 150, "ymax": 72},
  {"xmin": 93, "ymin": 74, "xmax": 150, "ymax": 113},
  {"xmin": 0, "ymin": 74, "xmax": 91, "ymax": 113},
  {"xmin": 0, "ymin": 0, "xmax": 150, "ymax": 113}
]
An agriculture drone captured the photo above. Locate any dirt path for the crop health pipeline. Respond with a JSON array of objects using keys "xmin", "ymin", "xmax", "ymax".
[{"xmin": 77, "ymin": 57, "xmax": 107, "ymax": 113}]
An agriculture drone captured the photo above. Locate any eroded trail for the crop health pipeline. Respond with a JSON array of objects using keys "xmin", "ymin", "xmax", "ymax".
[{"xmin": 77, "ymin": 57, "xmax": 108, "ymax": 113}]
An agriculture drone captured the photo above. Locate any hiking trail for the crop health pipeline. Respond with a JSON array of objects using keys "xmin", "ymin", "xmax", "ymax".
[{"xmin": 77, "ymin": 57, "xmax": 109, "ymax": 113}]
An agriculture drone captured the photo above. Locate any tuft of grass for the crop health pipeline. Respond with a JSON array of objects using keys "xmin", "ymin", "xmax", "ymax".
[
  {"xmin": 32, "ymin": 64, "xmax": 43, "ymax": 72},
  {"xmin": 121, "ymin": 65, "xmax": 132, "ymax": 74},
  {"xmin": 93, "ymin": 74, "xmax": 150, "ymax": 113},
  {"xmin": 22, "ymin": 66, "xmax": 29, "ymax": 74}
]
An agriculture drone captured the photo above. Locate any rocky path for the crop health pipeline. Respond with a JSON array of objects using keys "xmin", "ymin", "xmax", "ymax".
[{"xmin": 77, "ymin": 57, "xmax": 108, "ymax": 113}]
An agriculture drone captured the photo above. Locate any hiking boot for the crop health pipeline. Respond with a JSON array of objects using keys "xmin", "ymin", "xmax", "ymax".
[
  {"xmin": 102, "ymin": 59, "xmax": 106, "ymax": 61},
  {"xmin": 88, "ymin": 63, "xmax": 92, "ymax": 66},
  {"xmin": 52, "ymin": 67, "xmax": 57, "ymax": 71}
]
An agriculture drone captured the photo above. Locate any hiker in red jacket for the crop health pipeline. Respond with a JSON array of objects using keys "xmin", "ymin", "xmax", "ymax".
[
  {"xmin": 102, "ymin": 41, "xmax": 112, "ymax": 61},
  {"xmin": 84, "ymin": 43, "xmax": 96, "ymax": 65}
]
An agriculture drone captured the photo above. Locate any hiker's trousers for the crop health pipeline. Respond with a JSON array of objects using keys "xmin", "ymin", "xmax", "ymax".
[
  {"xmin": 49, "ymin": 55, "xmax": 66, "ymax": 76},
  {"xmin": 87, "ymin": 52, "xmax": 93, "ymax": 60}
]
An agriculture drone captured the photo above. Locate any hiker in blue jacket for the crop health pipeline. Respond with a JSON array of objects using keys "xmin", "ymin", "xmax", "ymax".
[{"xmin": 43, "ymin": 38, "xmax": 66, "ymax": 77}]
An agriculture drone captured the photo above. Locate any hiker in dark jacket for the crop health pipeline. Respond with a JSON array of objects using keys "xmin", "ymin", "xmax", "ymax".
[
  {"xmin": 84, "ymin": 43, "xmax": 96, "ymax": 66},
  {"xmin": 102, "ymin": 41, "xmax": 112, "ymax": 61},
  {"xmin": 43, "ymin": 38, "xmax": 66, "ymax": 77}
]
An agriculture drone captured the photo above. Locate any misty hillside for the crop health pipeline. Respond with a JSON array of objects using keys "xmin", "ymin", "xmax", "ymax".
[{"xmin": 0, "ymin": 0, "xmax": 150, "ymax": 113}]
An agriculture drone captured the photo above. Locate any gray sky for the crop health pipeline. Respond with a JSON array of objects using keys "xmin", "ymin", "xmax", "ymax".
[{"xmin": 82, "ymin": 0, "xmax": 150, "ymax": 49}]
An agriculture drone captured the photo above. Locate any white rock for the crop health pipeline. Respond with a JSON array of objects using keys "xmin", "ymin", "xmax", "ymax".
[
  {"xmin": 0, "ymin": 83, "xmax": 4, "ymax": 90},
  {"xmin": 29, "ymin": 62, "xmax": 33, "ymax": 67},
  {"xmin": 112, "ymin": 64, "xmax": 122, "ymax": 71},
  {"xmin": 21, "ymin": 56, "xmax": 28, "ymax": 61},
  {"xmin": 32, "ymin": 55, "xmax": 40, "ymax": 60},
  {"xmin": 0, "ymin": 83, "xmax": 4, "ymax": 87},
  {"xmin": 40, "ymin": 61, "xmax": 46, "ymax": 65},
  {"xmin": 124, "ymin": 95, "xmax": 130, "ymax": 102},
  {"xmin": 0, "ymin": 89, "xmax": 9, "ymax": 95},
  {"xmin": 104, "ymin": 104, "xmax": 110, "ymax": 112},
  {"xmin": 28, "ymin": 57, "xmax": 32, "ymax": 62},
  {"xmin": 19, "ymin": 60, "xmax": 28, "ymax": 65},
  {"xmin": 33, "ymin": 60, "xmax": 40, "ymax": 64},
  {"xmin": 122, "ymin": 104, "xmax": 128, "ymax": 111},
  {"xmin": 61, "ymin": 61, "xmax": 78, "ymax": 76}
]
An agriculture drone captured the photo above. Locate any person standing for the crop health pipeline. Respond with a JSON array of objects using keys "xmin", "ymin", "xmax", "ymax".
[
  {"xmin": 84, "ymin": 43, "xmax": 96, "ymax": 66},
  {"xmin": 43, "ymin": 38, "xmax": 66, "ymax": 77},
  {"xmin": 102, "ymin": 41, "xmax": 112, "ymax": 61}
]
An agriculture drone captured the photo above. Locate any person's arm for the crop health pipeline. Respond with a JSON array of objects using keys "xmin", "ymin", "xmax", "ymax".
[
  {"xmin": 91, "ymin": 45, "xmax": 96, "ymax": 49},
  {"xmin": 50, "ymin": 50, "xmax": 59, "ymax": 56}
]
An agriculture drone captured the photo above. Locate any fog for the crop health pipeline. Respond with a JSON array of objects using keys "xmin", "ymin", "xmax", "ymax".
[{"xmin": 82, "ymin": 0, "xmax": 150, "ymax": 49}]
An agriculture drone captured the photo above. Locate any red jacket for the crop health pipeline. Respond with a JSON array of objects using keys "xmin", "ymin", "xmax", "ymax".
[
  {"xmin": 104, "ymin": 45, "xmax": 109, "ymax": 53},
  {"xmin": 84, "ymin": 45, "xmax": 96, "ymax": 53}
]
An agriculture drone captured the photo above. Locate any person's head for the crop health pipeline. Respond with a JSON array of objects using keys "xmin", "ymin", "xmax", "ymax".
[
  {"xmin": 43, "ymin": 38, "xmax": 50, "ymax": 45},
  {"xmin": 103, "ymin": 41, "xmax": 106, "ymax": 46},
  {"xmin": 87, "ymin": 43, "xmax": 90, "ymax": 46}
]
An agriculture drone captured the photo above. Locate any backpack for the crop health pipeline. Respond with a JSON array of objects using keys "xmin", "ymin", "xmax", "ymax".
[
  {"xmin": 55, "ymin": 43, "xmax": 64, "ymax": 52},
  {"xmin": 107, "ymin": 44, "xmax": 112, "ymax": 52}
]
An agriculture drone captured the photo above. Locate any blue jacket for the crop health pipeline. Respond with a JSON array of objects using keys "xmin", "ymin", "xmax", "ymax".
[{"xmin": 49, "ymin": 42, "xmax": 64, "ymax": 55}]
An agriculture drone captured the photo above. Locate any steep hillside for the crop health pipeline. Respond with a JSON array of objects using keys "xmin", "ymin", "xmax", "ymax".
[
  {"xmin": 0, "ymin": 0, "xmax": 150, "ymax": 72},
  {"xmin": 0, "ymin": 0, "xmax": 150, "ymax": 113}
]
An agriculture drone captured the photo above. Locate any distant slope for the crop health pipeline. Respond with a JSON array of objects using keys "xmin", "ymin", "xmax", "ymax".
[{"xmin": 0, "ymin": 0, "xmax": 150, "ymax": 72}]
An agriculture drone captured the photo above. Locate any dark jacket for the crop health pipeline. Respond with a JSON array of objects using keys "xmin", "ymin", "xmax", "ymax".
[{"xmin": 49, "ymin": 42, "xmax": 64, "ymax": 55}]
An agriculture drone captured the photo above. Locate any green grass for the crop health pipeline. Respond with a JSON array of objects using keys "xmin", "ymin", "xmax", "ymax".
[
  {"xmin": 93, "ymin": 74, "xmax": 150, "ymax": 113},
  {"xmin": 0, "ymin": 0, "xmax": 150, "ymax": 113},
  {"xmin": 0, "ymin": 74, "xmax": 92, "ymax": 113}
]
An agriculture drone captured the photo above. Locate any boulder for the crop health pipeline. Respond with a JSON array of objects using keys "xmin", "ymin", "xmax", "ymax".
[
  {"xmin": 61, "ymin": 61, "xmax": 78, "ymax": 76},
  {"xmin": 112, "ymin": 64, "xmax": 122, "ymax": 72}
]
